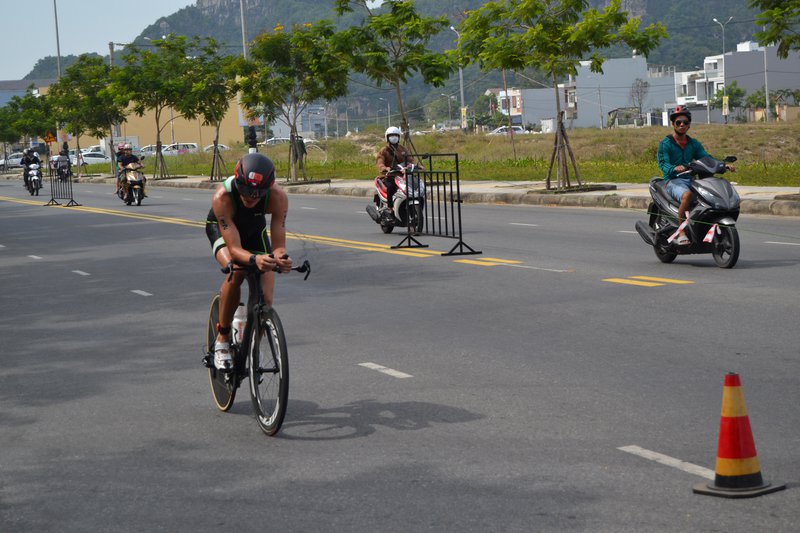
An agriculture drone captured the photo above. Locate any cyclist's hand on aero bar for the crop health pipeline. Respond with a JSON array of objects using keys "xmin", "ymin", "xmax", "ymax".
[{"xmin": 267, "ymin": 251, "xmax": 293, "ymax": 273}]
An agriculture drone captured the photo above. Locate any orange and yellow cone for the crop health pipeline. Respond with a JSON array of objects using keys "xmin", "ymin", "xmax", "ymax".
[{"xmin": 693, "ymin": 373, "xmax": 785, "ymax": 498}]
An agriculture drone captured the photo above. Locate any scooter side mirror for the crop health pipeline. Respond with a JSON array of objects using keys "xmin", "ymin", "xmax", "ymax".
[{"xmin": 724, "ymin": 156, "xmax": 737, "ymax": 163}]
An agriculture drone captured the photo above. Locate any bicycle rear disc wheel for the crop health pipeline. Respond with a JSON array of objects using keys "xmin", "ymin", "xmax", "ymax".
[
  {"xmin": 249, "ymin": 307, "xmax": 289, "ymax": 436},
  {"xmin": 207, "ymin": 294, "xmax": 236, "ymax": 411}
]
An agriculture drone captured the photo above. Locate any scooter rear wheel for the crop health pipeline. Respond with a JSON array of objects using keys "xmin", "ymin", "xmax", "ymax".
[
  {"xmin": 649, "ymin": 204, "xmax": 677, "ymax": 263},
  {"xmin": 712, "ymin": 225, "xmax": 739, "ymax": 268}
]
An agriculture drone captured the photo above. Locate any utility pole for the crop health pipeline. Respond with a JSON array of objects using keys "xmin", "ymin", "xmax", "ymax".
[
  {"xmin": 450, "ymin": 26, "xmax": 466, "ymax": 132},
  {"xmin": 763, "ymin": 46, "xmax": 770, "ymax": 123}
]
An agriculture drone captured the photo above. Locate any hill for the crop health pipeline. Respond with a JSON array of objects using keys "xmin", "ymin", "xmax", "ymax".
[{"xmin": 22, "ymin": 0, "xmax": 760, "ymax": 122}]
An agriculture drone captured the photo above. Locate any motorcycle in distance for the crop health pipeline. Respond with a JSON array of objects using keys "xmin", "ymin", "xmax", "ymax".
[
  {"xmin": 635, "ymin": 155, "xmax": 740, "ymax": 268},
  {"xmin": 118, "ymin": 160, "xmax": 146, "ymax": 206},
  {"xmin": 55, "ymin": 156, "xmax": 72, "ymax": 182},
  {"xmin": 26, "ymin": 163, "xmax": 42, "ymax": 196},
  {"xmin": 365, "ymin": 163, "xmax": 426, "ymax": 234}
]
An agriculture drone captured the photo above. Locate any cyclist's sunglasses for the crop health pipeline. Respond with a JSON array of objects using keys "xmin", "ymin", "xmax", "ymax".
[{"xmin": 674, "ymin": 120, "xmax": 690, "ymax": 126}]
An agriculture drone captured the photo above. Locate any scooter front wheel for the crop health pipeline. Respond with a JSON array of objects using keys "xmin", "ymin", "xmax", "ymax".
[{"xmin": 712, "ymin": 225, "xmax": 739, "ymax": 268}]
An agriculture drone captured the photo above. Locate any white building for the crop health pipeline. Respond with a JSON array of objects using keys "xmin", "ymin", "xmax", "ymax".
[
  {"xmin": 504, "ymin": 55, "xmax": 676, "ymax": 130},
  {"xmin": 671, "ymin": 42, "xmax": 800, "ymax": 123}
]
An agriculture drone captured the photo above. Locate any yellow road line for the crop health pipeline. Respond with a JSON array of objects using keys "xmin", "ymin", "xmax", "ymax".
[
  {"xmin": 0, "ymin": 195, "xmax": 439, "ymax": 258},
  {"xmin": 479, "ymin": 257, "xmax": 523, "ymax": 264},
  {"xmin": 603, "ymin": 278, "xmax": 664, "ymax": 287},
  {"xmin": 630, "ymin": 276, "xmax": 694, "ymax": 285}
]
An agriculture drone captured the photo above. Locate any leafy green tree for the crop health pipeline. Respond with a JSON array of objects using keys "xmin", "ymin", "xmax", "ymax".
[
  {"xmin": 0, "ymin": 105, "xmax": 22, "ymax": 163},
  {"xmin": 182, "ymin": 38, "xmax": 239, "ymax": 180},
  {"xmin": 750, "ymin": 0, "xmax": 800, "ymax": 58},
  {"xmin": 238, "ymin": 21, "xmax": 350, "ymax": 181},
  {"xmin": 708, "ymin": 80, "xmax": 746, "ymax": 113},
  {"xmin": 457, "ymin": 0, "xmax": 666, "ymax": 189},
  {"xmin": 774, "ymin": 88, "xmax": 800, "ymax": 106},
  {"xmin": 111, "ymin": 35, "xmax": 199, "ymax": 178},
  {"xmin": 334, "ymin": 1, "xmax": 455, "ymax": 143},
  {"xmin": 48, "ymin": 55, "xmax": 126, "ymax": 176},
  {"xmin": 5, "ymin": 88, "xmax": 53, "ymax": 149}
]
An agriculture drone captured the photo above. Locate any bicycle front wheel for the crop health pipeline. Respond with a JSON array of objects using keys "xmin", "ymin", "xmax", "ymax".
[
  {"xmin": 207, "ymin": 294, "xmax": 236, "ymax": 411},
  {"xmin": 249, "ymin": 307, "xmax": 289, "ymax": 436}
]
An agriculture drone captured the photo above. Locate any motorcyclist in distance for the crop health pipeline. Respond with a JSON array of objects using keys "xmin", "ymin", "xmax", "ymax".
[
  {"xmin": 376, "ymin": 126, "xmax": 416, "ymax": 221},
  {"xmin": 117, "ymin": 144, "xmax": 145, "ymax": 197},
  {"xmin": 20, "ymin": 149, "xmax": 40, "ymax": 190}
]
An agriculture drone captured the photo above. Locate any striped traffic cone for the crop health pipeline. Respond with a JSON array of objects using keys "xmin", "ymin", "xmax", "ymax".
[{"xmin": 693, "ymin": 373, "xmax": 786, "ymax": 498}]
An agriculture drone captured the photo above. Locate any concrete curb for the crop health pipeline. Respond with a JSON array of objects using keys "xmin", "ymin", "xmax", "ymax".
[{"xmin": 3, "ymin": 173, "xmax": 798, "ymax": 217}]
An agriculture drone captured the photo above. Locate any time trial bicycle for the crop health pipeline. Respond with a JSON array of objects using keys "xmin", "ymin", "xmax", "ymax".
[{"xmin": 203, "ymin": 255, "xmax": 310, "ymax": 436}]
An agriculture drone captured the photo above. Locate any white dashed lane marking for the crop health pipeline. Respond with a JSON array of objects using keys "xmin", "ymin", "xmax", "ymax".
[
  {"xmin": 765, "ymin": 241, "xmax": 800, "ymax": 246},
  {"xmin": 28, "ymin": 255, "xmax": 42, "ymax": 259},
  {"xmin": 618, "ymin": 445, "xmax": 714, "ymax": 480},
  {"xmin": 72, "ymin": 270, "xmax": 91, "ymax": 276},
  {"xmin": 131, "ymin": 290, "xmax": 153, "ymax": 296},
  {"xmin": 358, "ymin": 362, "xmax": 413, "ymax": 379},
  {"xmin": 510, "ymin": 222, "xmax": 539, "ymax": 227}
]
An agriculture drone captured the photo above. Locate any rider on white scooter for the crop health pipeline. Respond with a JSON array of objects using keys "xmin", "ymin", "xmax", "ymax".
[{"xmin": 376, "ymin": 126, "xmax": 416, "ymax": 222}]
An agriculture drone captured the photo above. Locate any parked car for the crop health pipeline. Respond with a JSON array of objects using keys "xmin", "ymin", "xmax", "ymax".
[
  {"xmin": 81, "ymin": 145, "xmax": 105, "ymax": 154},
  {"xmin": 139, "ymin": 145, "xmax": 158, "ymax": 156},
  {"xmin": 0, "ymin": 152, "xmax": 24, "ymax": 168},
  {"xmin": 260, "ymin": 137, "xmax": 290, "ymax": 146},
  {"xmin": 162, "ymin": 142, "xmax": 199, "ymax": 155},
  {"xmin": 71, "ymin": 152, "xmax": 112, "ymax": 166},
  {"xmin": 259, "ymin": 137, "xmax": 318, "ymax": 146},
  {"xmin": 203, "ymin": 143, "xmax": 230, "ymax": 152},
  {"xmin": 487, "ymin": 125, "xmax": 527, "ymax": 136}
]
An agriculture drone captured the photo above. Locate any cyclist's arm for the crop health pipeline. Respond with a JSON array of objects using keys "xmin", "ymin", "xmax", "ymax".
[
  {"xmin": 267, "ymin": 185, "xmax": 292, "ymax": 272},
  {"xmin": 212, "ymin": 189, "xmax": 252, "ymax": 267}
]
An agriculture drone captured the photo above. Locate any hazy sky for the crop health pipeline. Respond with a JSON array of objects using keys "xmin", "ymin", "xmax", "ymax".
[{"xmin": 0, "ymin": 0, "xmax": 195, "ymax": 80}]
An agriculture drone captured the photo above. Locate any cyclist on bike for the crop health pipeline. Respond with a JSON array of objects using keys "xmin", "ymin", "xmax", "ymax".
[{"xmin": 205, "ymin": 152, "xmax": 293, "ymax": 370}]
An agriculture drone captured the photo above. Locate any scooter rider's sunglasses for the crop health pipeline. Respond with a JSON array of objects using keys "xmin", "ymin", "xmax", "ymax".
[{"xmin": 675, "ymin": 120, "xmax": 690, "ymax": 126}]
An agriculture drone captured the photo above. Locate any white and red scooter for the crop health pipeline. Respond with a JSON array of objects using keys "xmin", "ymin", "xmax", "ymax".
[{"xmin": 366, "ymin": 163, "xmax": 426, "ymax": 234}]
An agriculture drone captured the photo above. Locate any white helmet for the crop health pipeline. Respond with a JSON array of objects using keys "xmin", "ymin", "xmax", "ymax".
[{"xmin": 385, "ymin": 126, "xmax": 401, "ymax": 144}]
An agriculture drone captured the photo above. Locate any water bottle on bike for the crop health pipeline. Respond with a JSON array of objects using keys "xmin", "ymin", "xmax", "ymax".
[{"xmin": 232, "ymin": 303, "xmax": 247, "ymax": 345}]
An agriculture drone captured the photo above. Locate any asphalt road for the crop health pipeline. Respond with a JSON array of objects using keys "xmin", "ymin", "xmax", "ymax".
[{"xmin": 1, "ymin": 180, "xmax": 799, "ymax": 532}]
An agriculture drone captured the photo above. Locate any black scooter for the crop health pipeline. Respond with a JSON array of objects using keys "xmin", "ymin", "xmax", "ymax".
[{"xmin": 635, "ymin": 156, "xmax": 740, "ymax": 268}]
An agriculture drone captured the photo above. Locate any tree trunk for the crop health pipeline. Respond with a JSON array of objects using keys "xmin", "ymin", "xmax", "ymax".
[
  {"xmin": 545, "ymin": 71, "xmax": 581, "ymax": 190},
  {"xmin": 502, "ymin": 69, "xmax": 517, "ymax": 160}
]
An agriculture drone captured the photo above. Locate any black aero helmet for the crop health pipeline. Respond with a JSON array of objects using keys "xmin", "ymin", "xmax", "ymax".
[
  {"xmin": 234, "ymin": 153, "xmax": 275, "ymax": 198},
  {"xmin": 669, "ymin": 105, "xmax": 692, "ymax": 124}
]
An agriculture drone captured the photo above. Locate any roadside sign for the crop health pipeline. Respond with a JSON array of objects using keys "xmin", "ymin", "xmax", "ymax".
[
  {"xmin": 44, "ymin": 133, "xmax": 56, "ymax": 143},
  {"xmin": 722, "ymin": 96, "xmax": 729, "ymax": 116}
]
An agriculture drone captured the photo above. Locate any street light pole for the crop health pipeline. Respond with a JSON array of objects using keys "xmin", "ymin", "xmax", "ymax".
[
  {"xmin": 441, "ymin": 94, "xmax": 452, "ymax": 125},
  {"xmin": 53, "ymin": 0, "xmax": 62, "ymax": 78},
  {"xmin": 713, "ymin": 16, "xmax": 732, "ymax": 122},
  {"xmin": 239, "ymin": 0, "xmax": 249, "ymax": 60},
  {"xmin": 450, "ymin": 26, "xmax": 466, "ymax": 132},
  {"xmin": 378, "ymin": 97, "xmax": 390, "ymax": 128}
]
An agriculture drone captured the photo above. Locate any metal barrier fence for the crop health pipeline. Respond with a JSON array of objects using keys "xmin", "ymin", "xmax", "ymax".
[
  {"xmin": 392, "ymin": 153, "xmax": 481, "ymax": 257},
  {"xmin": 45, "ymin": 168, "xmax": 80, "ymax": 207}
]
